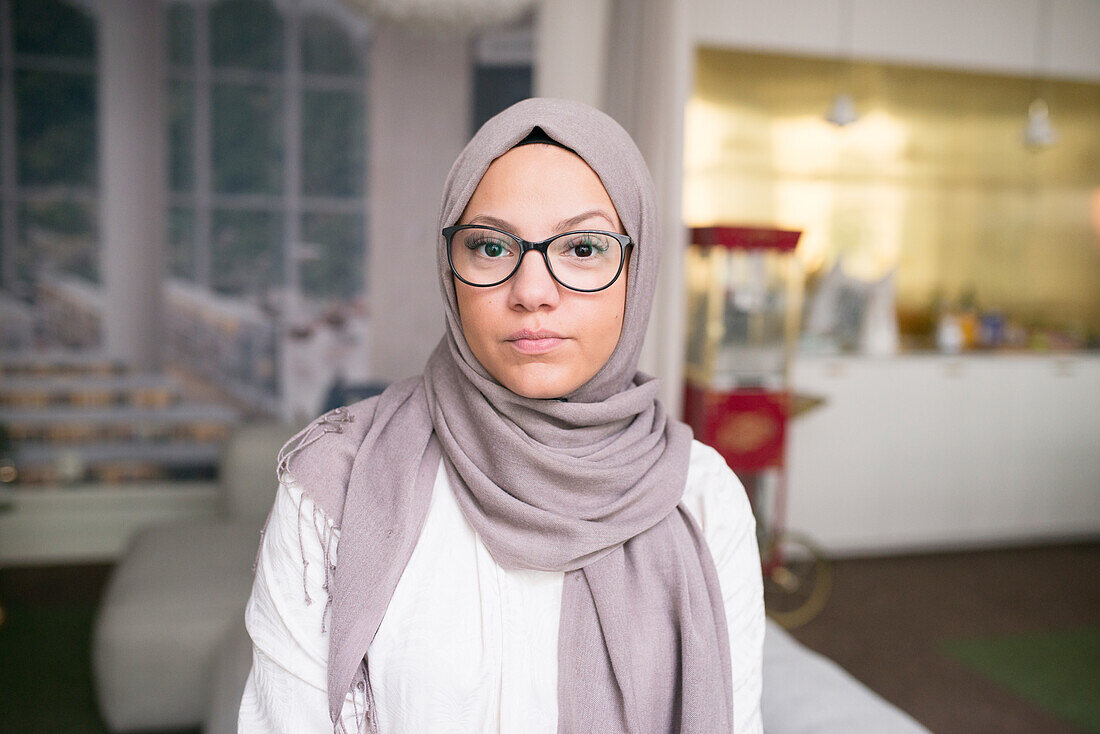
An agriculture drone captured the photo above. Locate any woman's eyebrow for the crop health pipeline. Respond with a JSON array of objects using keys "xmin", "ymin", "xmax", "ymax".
[
  {"xmin": 466, "ymin": 214, "xmax": 515, "ymax": 230},
  {"xmin": 465, "ymin": 210, "xmax": 619, "ymax": 235},
  {"xmin": 554, "ymin": 209, "xmax": 617, "ymax": 232}
]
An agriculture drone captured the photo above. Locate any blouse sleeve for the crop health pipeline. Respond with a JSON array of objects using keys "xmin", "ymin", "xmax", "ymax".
[
  {"xmin": 683, "ymin": 442, "xmax": 766, "ymax": 734},
  {"xmin": 238, "ymin": 480, "xmax": 361, "ymax": 733}
]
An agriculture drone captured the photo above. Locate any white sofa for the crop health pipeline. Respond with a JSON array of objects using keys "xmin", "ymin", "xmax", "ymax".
[
  {"xmin": 761, "ymin": 621, "xmax": 929, "ymax": 734},
  {"xmin": 93, "ymin": 422, "xmax": 931, "ymax": 734},
  {"xmin": 92, "ymin": 422, "xmax": 295, "ymax": 733}
]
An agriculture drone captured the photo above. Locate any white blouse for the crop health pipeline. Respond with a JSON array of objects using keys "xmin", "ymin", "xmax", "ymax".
[{"xmin": 239, "ymin": 439, "xmax": 765, "ymax": 734}]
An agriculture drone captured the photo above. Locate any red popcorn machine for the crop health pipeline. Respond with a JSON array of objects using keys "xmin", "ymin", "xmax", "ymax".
[{"xmin": 682, "ymin": 225, "xmax": 830, "ymax": 628}]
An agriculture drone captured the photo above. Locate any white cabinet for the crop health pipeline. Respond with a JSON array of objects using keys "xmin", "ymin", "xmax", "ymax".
[
  {"xmin": 786, "ymin": 354, "xmax": 1100, "ymax": 555},
  {"xmin": 691, "ymin": 0, "xmax": 1100, "ymax": 82}
]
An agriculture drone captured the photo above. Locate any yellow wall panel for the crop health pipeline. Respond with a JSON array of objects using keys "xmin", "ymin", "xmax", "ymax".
[{"xmin": 685, "ymin": 48, "xmax": 1100, "ymax": 336}]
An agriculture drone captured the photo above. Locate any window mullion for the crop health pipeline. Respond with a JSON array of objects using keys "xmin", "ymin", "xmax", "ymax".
[
  {"xmin": 0, "ymin": 0, "xmax": 20, "ymax": 291},
  {"xmin": 11, "ymin": 53, "xmax": 95, "ymax": 75},
  {"xmin": 193, "ymin": 1, "xmax": 212, "ymax": 288},
  {"xmin": 283, "ymin": 7, "xmax": 302, "ymax": 302},
  {"xmin": 360, "ymin": 33, "xmax": 369, "ymax": 299}
]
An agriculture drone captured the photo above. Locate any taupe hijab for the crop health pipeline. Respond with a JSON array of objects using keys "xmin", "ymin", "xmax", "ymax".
[{"xmin": 277, "ymin": 97, "xmax": 734, "ymax": 733}]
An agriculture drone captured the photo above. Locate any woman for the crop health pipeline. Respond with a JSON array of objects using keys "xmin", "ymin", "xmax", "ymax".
[{"xmin": 240, "ymin": 98, "xmax": 764, "ymax": 733}]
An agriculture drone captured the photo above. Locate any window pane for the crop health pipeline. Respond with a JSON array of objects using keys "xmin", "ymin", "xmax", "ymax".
[
  {"xmin": 16, "ymin": 70, "xmax": 96, "ymax": 187},
  {"xmin": 19, "ymin": 200, "xmax": 98, "ymax": 284},
  {"xmin": 211, "ymin": 209, "xmax": 282, "ymax": 295},
  {"xmin": 167, "ymin": 2, "xmax": 195, "ymax": 66},
  {"xmin": 169, "ymin": 80, "xmax": 194, "ymax": 192},
  {"xmin": 210, "ymin": 0, "xmax": 284, "ymax": 71},
  {"xmin": 302, "ymin": 90, "xmax": 363, "ymax": 197},
  {"xmin": 302, "ymin": 15, "xmax": 362, "ymax": 75},
  {"xmin": 301, "ymin": 213, "xmax": 364, "ymax": 299},
  {"xmin": 14, "ymin": 0, "xmax": 95, "ymax": 59},
  {"xmin": 167, "ymin": 206, "xmax": 195, "ymax": 280},
  {"xmin": 473, "ymin": 65, "xmax": 532, "ymax": 132},
  {"xmin": 212, "ymin": 84, "xmax": 283, "ymax": 194}
]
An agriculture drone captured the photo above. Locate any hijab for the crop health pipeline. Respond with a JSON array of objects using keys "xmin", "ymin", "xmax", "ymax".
[{"xmin": 276, "ymin": 97, "xmax": 734, "ymax": 733}]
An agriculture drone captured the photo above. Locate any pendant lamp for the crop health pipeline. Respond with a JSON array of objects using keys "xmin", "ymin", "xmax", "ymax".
[
  {"xmin": 826, "ymin": 0, "xmax": 859, "ymax": 127},
  {"xmin": 1024, "ymin": 0, "xmax": 1058, "ymax": 149}
]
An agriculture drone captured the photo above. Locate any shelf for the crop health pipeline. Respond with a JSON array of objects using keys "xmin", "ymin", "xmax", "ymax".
[{"xmin": 0, "ymin": 482, "xmax": 220, "ymax": 566}]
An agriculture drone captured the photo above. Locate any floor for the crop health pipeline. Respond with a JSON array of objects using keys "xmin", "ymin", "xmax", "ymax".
[
  {"xmin": 1, "ymin": 543, "xmax": 1097, "ymax": 733},
  {"xmin": 786, "ymin": 542, "xmax": 1100, "ymax": 734}
]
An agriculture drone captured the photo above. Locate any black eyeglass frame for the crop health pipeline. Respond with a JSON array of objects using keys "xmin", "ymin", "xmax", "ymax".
[{"xmin": 442, "ymin": 224, "xmax": 633, "ymax": 293}]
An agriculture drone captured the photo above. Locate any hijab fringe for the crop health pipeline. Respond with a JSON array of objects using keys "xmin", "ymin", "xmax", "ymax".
[{"xmin": 258, "ymin": 404, "xmax": 382, "ymax": 734}]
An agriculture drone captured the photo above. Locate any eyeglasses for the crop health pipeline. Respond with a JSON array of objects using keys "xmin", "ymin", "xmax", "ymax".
[{"xmin": 442, "ymin": 225, "xmax": 632, "ymax": 293}]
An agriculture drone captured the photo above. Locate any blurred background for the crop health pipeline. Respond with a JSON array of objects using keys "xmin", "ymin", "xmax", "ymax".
[{"xmin": 0, "ymin": 1, "xmax": 1096, "ymax": 733}]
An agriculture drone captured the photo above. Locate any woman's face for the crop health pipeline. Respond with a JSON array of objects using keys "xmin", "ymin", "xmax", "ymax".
[{"xmin": 454, "ymin": 144, "xmax": 629, "ymax": 400}]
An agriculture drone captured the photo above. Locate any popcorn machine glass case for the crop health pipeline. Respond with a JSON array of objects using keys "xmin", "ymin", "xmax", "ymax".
[
  {"xmin": 684, "ymin": 226, "xmax": 802, "ymax": 392},
  {"xmin": 683, "ymin": 225, "xmax": 802, "ymax": 476},
  {"xmin": 683, "ymin": 226, "xmax": 830, "ymax": 628}
]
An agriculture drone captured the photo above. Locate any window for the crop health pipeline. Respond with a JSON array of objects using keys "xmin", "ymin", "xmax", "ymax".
[
  {"xmin": 472, "ymin": 27, "xmax": 533, "ymax": 133},
  {"xmin": 167, "ymin": 0, "xmax": 369, "ymax": 301},
  {"xmin": 0, "ymin": 0, "xmax": 369, "ymax": 305},
  {"xmin": 0, "ymin": 0, "xmax": 98, "ymax": 293}
]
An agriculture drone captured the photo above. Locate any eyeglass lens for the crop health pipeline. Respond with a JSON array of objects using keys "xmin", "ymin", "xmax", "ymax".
[{"xmin": 449, "ymin": 227, "xmax": 623, "ymax": 291}]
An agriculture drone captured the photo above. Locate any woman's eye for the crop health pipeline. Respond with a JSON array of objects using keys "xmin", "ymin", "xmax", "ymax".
[
  {"xmin": 566, "ymin": 236, "xmax": 609, "ymax": 258},
  {"xmin": 467, "ymin": 238, "xmax": 509, "ymax": 258}
]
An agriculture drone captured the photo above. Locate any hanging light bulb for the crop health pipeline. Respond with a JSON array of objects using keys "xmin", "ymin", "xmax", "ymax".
[
  {"xmin": 826, "ymin": 92, "xmax": 859, "ymax": 127},
  {"xmin": 1024, "ymin": 0, "xmax": 1057, "ymax": 149},
  {"xmin": 825, "ymin": 0, "xmax": 859, "ymax": 127},
  {"xmin": 1024, "ymin": 97, "xmax": 1058, "ymax": 148}
]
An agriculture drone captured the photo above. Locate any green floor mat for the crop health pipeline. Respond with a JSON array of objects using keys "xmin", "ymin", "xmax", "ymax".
[{"xmin": 943, "ymin": 628, "xmax": 1100, "ymax": 734}]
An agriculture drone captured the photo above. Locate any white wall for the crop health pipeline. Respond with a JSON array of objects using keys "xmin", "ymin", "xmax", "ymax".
[
  {"xmin": 98, "ymin": 0, "xmax": 166, "ymax": 370},
  {"xmin": 366, "ymin": 25, "xmax": 472, "ymax": 382},
  {"xmin": 691, "ymin": 0, "xmax": 1100, "ymax": 81},
  {"xmin": 603, "ymin": 0, "xmax": 694, "ymax": 415},
  {"xmin": 533, "ymin": 0, "xmax": 611, "ymax": 109}
]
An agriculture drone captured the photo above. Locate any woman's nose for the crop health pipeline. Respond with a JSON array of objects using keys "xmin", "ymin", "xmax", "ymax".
[{"xmin": 507, "ymin": 250, "xmax": 560, "ymax": 311}]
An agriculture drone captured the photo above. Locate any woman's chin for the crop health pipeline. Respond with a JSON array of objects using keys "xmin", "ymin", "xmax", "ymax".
[{"xmin": 500, "ymin": 364, "xmax": 589, "ymax": 400}]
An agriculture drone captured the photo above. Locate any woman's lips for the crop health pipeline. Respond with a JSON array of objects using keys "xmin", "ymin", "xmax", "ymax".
[{"xmin": 506, "ymin": 329, "xmax": 565, "ymax": 355}]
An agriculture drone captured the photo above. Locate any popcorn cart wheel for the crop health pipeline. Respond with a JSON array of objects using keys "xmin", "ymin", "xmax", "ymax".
[
  {"xmin": 760, "ymin": 528, "xmax": 833, "ymax": 630},
  {"xmin": 683, "ymin": 225, "xmax": 832, "ymax": 629}
]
